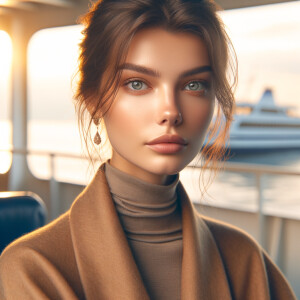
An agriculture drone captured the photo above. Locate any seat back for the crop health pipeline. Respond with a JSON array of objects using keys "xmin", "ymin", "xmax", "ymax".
[{"xmin": 0, "ymin": 191, "xmax": 47, "ymax": 254}]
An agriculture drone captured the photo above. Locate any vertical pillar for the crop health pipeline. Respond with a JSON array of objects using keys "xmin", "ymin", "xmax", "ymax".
[{"xmin": 8, "ymin": 18, "xmax": 29, "ymax": 191}]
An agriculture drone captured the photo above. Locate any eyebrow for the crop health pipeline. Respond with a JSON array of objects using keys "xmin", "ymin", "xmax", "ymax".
[
  {"xmin": 119, "ymin": 63, "xmax": 160, "ymax": 77},
  {"xmin": 119, "ymin": 63, "xmax": 212, "ymax": 79},
  {"xmin": 180, "ymin": 65, "xmax": 212, "ymax": 78}
]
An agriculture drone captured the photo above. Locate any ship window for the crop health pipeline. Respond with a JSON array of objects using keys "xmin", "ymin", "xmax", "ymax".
[
  {"xmin": 0, "ymin": 31, "xmax": 12, "ymax": 174},
  {"xmin": 234, "ymin": 106, "xmax": 253, "ymax": 115},
  {"xmin": 27, "ymin": 25, "xmax": 98, "ymax": 184},
  {"xmin": 260, "ymin": 108, "xmax": 281, "ymax": 113},
  {"xmin": 240, "ymin": 122, "xmax": 300, "ymax": 129}
]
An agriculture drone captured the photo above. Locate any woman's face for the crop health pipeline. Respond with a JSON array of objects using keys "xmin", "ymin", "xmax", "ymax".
[{"xmin": 103, "ymin": 28, "xmax": 215, "ymax": 184}]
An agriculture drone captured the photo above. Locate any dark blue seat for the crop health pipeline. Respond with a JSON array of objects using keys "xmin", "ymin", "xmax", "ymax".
[{"xmin": 0, "ymin": 191, "xmax": 47, "ymax": 254}]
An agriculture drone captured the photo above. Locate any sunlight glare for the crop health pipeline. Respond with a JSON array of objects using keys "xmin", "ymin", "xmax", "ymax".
[
  {"xmin": 0, "ymin": 0, "xmax": 10, "ymax": 5},
  {"xmin": 0, "ymin": 30, "xmax": 13, "ymax": 174},
  {"xmin": 0, "ymin": 30, "xmax": 12, "ymax": 76}
]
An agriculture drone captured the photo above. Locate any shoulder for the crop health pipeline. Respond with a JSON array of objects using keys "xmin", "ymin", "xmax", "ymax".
[
  {"xmin": 198, "ymin": 213, "xmax": 269, "ymax": 269},
  {"xmin": 196, "ymin": 213, "xmax": 296, "ymax": 299},
  {"xmin": 1, "ymin": 211, "xmax": 71, "ymax": 259},
  {"xmin": 199, "ymin": 214, "xmax": 260, "ymax": 253},
  {"xmin": 0, "ymin": 212, "xmax": 74, "ymax": 278},
  {"xmin": 0, "ymin": 212, "xmax": 83, "ymax": 299}
]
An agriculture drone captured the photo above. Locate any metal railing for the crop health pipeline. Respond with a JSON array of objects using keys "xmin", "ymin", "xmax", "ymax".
[
  {"xmin": 186, "ymin": 161, "xmax": 300, "ymax": 249},
  {"xmin": 187, "ymin": 160, "xmax": 300, "ymax": 268},
  {"xmin": 1, "ymin": 147, "xmax": 300, "ymax": 254},
  {"xmin": 1, "ymin": 148, "xmax": 100, "ymax": 219}
]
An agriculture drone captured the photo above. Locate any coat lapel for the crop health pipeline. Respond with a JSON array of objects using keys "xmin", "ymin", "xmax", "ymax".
[
  {"xmin": 69, "ymin": 165, "xmax": 150, "ymax": 300},
  {"xmin": 69, "ymin": 164, "xmax": 232, "ymax": 300},
  {"xmin": 178, "ymin": 183, "xmax": 232, "ymax": 300}
]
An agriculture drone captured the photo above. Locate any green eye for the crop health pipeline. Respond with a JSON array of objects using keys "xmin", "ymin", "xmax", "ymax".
[
  {"xmin": 184, "ymin": 81, "xmax": 205, "ymax": 91},
  {"xmin": 128, "ymin": 80, "xmax": 147, "ymax": 90}
]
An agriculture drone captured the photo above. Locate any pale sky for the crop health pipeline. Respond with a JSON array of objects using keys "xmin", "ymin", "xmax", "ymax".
[
  {"xmin": 220, "ymin": 1, "xmax": 300, "ymax": 111},
  {"xmin": 0, "ymin": 1, "xmax": 300, "ymax": 121}
]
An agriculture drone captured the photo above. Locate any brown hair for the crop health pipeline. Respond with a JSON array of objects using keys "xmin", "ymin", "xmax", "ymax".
[{"xmin": 74, "ymin": 0, "xmax": 237, "ymax": 188}]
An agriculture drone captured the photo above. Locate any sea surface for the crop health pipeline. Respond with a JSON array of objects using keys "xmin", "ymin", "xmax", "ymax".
[
  {"xmin": 181, "ymin": 149, "xmax": 300, "ymax": 219},
  {"xmin": 1, "ymin": 120, "xmax": 300, "ymax": 218}
]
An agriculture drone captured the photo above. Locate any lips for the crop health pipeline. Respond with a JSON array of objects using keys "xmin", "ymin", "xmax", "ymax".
[
  {"xmin": 146, "ymin": 135, "xmax": 187, "ymax": 145},
  {"xmin": 146, "ymin": 135, "xmax": 188, "ymax": 154}
]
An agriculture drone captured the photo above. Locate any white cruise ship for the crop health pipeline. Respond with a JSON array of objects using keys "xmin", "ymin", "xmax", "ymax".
[{"xmin": 227, "ymin": 89, "xmax": 300, "ymax": 153}]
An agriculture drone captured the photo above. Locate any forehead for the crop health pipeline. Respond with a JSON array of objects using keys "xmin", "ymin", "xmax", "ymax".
[{"xmin": 125, "ymin": 27, "xmax": 210, "ymax": 73}]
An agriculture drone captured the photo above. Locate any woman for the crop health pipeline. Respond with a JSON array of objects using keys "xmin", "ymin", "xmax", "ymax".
[{"xmin": 0, "ymin": 0, "xmax": 296, "ymax": 299}]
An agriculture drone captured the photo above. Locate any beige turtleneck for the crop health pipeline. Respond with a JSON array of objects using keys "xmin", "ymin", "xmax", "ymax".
[{"xmin": 105, "ymin": 162, "xmax": 182, "ymax": 300}]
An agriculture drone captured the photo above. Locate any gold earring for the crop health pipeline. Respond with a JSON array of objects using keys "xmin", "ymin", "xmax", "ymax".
[{"xmin": 93, "ymin": 118, "xmax": 101, "ymax": 145}]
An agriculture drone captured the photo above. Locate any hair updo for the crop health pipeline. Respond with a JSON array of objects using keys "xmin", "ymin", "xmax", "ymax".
[{"xmin": 74, "ymin": 0, "xmax": 237, "ymax": 186}]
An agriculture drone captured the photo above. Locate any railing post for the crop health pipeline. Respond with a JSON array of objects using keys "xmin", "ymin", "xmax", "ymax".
[
  {"xmin": 49, "ymin": 153, "xmax": 60, "ymax": 220},
  {"xmin": 269, "ymin": 217, "xmax": 285, "ymax": 269},
  {"xmin": 256, "ymin": 172, "xmax": 266, "ymax": 249}
]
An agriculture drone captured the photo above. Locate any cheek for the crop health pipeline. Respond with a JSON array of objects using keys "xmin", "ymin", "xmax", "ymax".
[
  {"xmin": 103, "ymin": 96, "xmax": 150, "ymax": 145},
  {"xmin": 183, "ymin": 99, "xmax": 214, "ymax": 136},
  {"xmin": 104, "ymin": 106, "xmax": 134, "ymax": 144}
]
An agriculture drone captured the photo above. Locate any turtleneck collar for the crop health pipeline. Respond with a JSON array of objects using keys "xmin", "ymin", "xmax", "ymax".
[{"xmin": 104, "ymin": 162, "xmax": 182, "ymax": 243}]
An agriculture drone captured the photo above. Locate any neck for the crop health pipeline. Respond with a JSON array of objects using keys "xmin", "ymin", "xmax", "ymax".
[{"xmin": 104, "ymin": 161, "xmax": 182, "ymax": 243}]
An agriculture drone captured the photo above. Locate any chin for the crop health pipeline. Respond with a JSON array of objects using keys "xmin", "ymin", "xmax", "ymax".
[{"xmin": 145, "ymin": 156, "xmax": 191, "ymax": 176}]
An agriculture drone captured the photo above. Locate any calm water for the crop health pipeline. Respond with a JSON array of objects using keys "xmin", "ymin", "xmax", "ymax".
[{"xmin": 181, "ymin": 150, "xmax": 300, "ymax": 218}]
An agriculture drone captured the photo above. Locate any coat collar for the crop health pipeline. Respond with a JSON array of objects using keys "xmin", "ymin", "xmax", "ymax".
[{"xmin": 69, "ymin": 164, "xmax": 231, "ymax": 300}]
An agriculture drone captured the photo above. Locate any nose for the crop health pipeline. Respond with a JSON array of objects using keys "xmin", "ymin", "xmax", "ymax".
[{"xmin": 156, "ymin": 88, "xmax": 183, "ymax": 127}]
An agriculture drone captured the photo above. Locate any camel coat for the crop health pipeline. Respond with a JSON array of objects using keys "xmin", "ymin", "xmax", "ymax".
[{"xmin": 0, "ymin": 165, "xmax": 296, "ymax": 300}]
